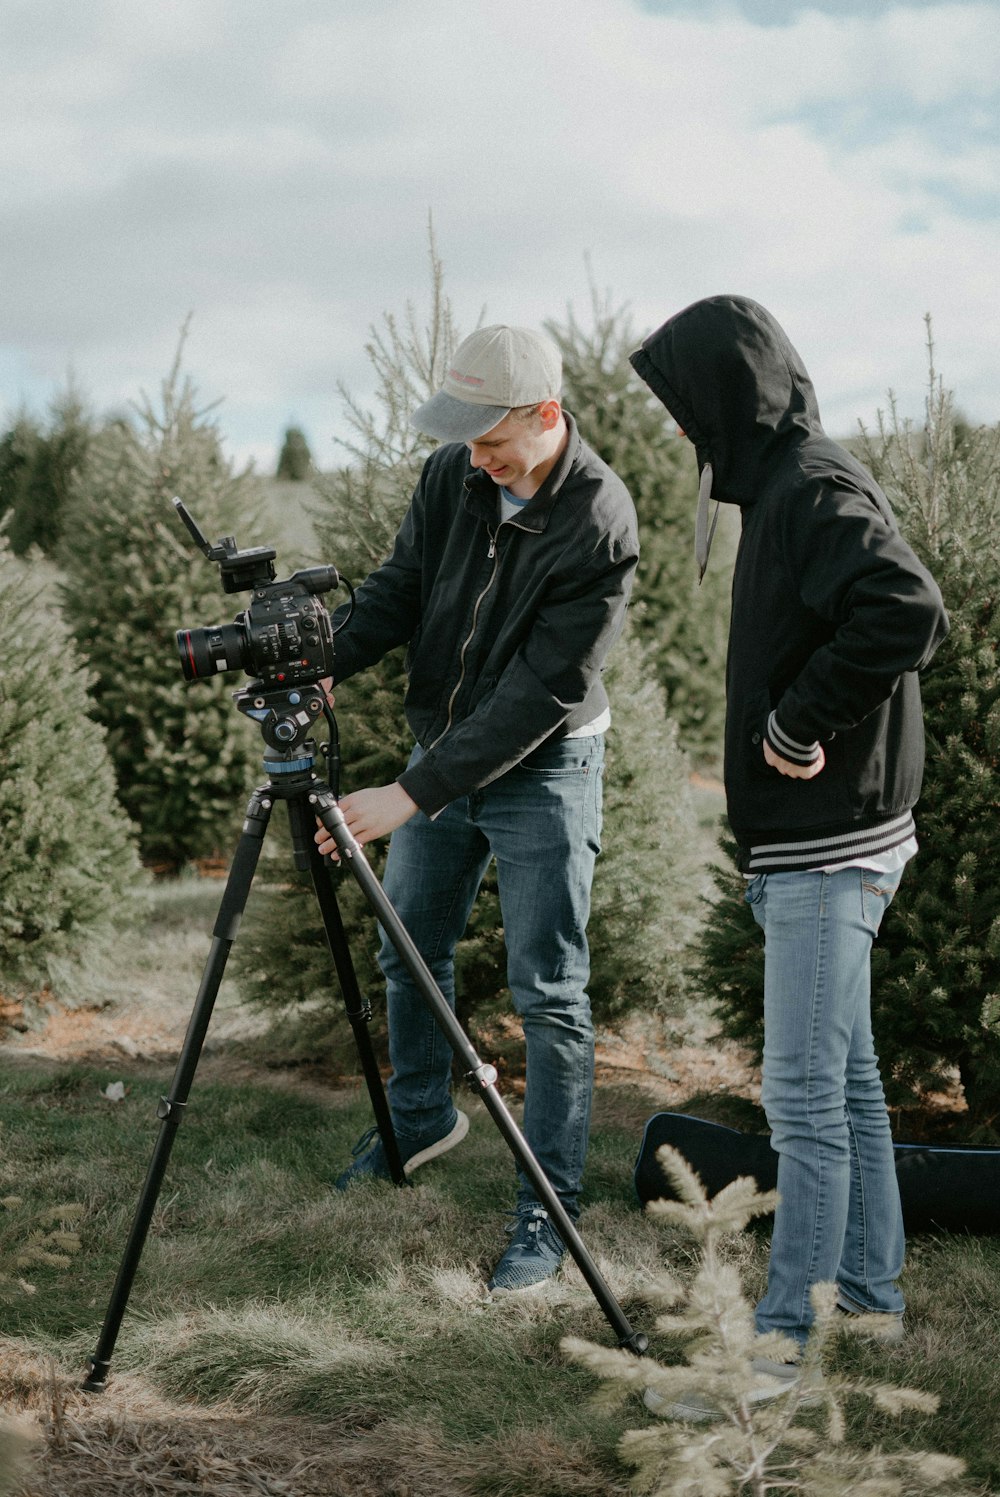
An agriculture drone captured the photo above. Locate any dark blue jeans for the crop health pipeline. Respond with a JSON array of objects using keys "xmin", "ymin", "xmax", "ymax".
[{"xmin": 379, "ymin": 736, "xmax": 604, "ymax": 1218}]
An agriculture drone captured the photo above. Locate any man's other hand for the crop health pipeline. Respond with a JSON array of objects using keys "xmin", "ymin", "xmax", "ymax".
[{"xmin": 763, "ymin": 740, "xmax": 826, "ymax": 779}]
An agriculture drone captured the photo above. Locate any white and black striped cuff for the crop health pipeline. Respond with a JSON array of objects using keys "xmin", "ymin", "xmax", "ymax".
[{"xmin": 766, "ymin": 710, "xmax": 822, "ymax": 767}]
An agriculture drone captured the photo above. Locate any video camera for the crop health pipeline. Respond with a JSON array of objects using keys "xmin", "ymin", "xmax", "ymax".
[{"xmin": 173, "ymin": 497, "xmax": 341, "ymax": 689}]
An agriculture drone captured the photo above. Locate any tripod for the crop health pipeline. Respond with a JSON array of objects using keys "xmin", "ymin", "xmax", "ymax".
[{"xmin": 83, "ymin": 685, "xmax": 647, "ymax": 1391}]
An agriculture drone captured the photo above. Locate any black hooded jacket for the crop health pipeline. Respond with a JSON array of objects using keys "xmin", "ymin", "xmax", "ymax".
[
  {"xmin": 330, "ymin": 414, "xmax": 638, "ymax": 817},
  {"xmin": 630, "ymin": 295, "xmax": 948, "ymax": 873}
]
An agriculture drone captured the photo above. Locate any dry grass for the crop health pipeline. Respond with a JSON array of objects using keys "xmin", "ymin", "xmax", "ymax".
[
  {"xmin": 4, "ymin": 1344, "xmax": 629, "ymax": 1497},
  {"xmin": 4, "ymin": 865, "xmax": 999, "ymax": 1496}
]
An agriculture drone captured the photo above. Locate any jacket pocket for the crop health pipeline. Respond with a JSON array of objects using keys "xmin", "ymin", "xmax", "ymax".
[{"xmin": 737, "ymin": 690, "xmax": 775, "ymax": 779}]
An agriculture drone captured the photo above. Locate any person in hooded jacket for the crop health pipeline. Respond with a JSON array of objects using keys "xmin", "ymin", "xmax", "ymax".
[{"xmin": 630, "ymin": 295, "xmax": 948, "ymax": 1405}]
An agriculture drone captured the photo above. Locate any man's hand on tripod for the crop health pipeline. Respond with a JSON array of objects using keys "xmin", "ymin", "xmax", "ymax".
[{"xmin": 315, "ymin": 782, "xmax": 419, "ymax": 859}]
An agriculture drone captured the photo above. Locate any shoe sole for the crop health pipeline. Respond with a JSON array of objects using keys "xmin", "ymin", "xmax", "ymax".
[
  {"xmin": 403, "ymin": 1109, "xmax": 470, "ymax": 1175},
  {"xmin": 487, "ymin": 1273, "xmax": 562, "ymax": 1297},
  {"xmin": 645, "ymin": 1374, "xmax": 823, "ymax": 1423}
]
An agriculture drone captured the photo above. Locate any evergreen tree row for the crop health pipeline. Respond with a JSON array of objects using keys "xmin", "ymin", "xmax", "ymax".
[{"xmin": 6, "ymin": 262, "xmax": 994, "ymax": 1132}]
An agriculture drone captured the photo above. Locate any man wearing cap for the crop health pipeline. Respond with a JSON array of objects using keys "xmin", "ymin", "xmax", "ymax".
[{"xmin": 316, "ymin": 324, "xmax": 639, "ymax": 1292}]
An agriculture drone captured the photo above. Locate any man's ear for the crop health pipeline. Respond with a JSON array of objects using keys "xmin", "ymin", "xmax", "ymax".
[{"xmin": 538, "ymin": 400, "xmax": 562, "ymax": 431}]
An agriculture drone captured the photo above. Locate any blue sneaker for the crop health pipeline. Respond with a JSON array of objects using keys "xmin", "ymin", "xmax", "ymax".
[
  {"xmin": 487, "ymin": 1206, "xmax": 565, "ymax": 1292},
  {"xmin": 333, "ymin": 1109, "xmax": 469, "ymax": 1190}
]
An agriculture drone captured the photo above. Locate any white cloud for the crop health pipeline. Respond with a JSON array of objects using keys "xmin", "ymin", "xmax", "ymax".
[{"xmin": 0, "ymin": 0, "xmax": 996, "ymax": 471}]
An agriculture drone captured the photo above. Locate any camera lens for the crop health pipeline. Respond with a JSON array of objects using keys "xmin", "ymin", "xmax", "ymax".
[{"xmin": 176, "ymin": 623, "xmax": 248, "ymax": 680}]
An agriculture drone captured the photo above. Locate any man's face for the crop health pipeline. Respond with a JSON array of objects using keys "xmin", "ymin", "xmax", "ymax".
[{"xmin": 466, "ymin": 404, "xmax": 559, "ymax": 494}]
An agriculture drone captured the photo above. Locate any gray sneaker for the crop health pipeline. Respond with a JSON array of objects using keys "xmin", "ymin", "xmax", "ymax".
[
  {"xmin": 333, "ymin": 1110, "xmax": 469, "ymax": 1190},
  {"xmin": 644, "ymin": 1357, "xmax": 822, "ymax": 1423}
]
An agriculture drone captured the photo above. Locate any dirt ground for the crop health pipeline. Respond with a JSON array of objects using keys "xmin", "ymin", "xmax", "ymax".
[{"xmin": 4, "ymin": 981, "xmax": 760, "ymax": 1115}]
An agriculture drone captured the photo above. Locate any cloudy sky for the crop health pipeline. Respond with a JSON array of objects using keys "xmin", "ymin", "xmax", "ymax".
[{"xmin": 2, "ymin": 0, "xmax": 997, "ymax": 472}]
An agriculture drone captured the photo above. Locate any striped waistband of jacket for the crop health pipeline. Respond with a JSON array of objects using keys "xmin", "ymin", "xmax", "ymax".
[{"xmin": 744, "ymin": 810, "xmax": 917, "ymax": 874}]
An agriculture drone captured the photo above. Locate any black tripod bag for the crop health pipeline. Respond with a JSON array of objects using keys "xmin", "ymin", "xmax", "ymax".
[{"xmin": 634, "ymin": 1111, "xmax": 1000, "ymax": 1235}]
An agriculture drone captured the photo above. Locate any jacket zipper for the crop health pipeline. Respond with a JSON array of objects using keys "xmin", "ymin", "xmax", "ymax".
[{"xmin": 428, "ymin": 521, "xmax": 505, "ymax": 750}]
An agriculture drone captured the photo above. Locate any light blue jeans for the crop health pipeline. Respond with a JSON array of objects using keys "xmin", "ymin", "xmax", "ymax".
[
  {"xmin": 378, "ymin": 736, "xmax": 604, "ymax": 1218},
  {"xmin": 747, "ymin": 866, "xmax": 905, "ymax": 1345}
]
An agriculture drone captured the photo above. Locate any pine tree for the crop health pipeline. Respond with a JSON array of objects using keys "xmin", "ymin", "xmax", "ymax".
[
  {"xmin": 56, "ymin": 339, "xmax": 265, "ymax": 870},
  {"xmin": 233, "ymin": 239, "xmax": 700, "ymax": 1063},
  {"xmin": 6, "ymin": 382, "xmax": 92, "ymax": 556},
  {"xmin": 858, "ymin": 322, "xmax": 1000, "ymax": 1133},
  {"xmin": 589, "ymin": 624, "xmax": 701, "ymax": 1023},
  {"xmin": 547, "ymin": 287, "xmax": 735, "ymax": 767},
  {"xmin": 0, "ymin": 540, "xmax": 143, "ymax": 1013},
  {"xmin": 692, "ymin": 323, "xmax": 1000, "ymax": 1135},
  {"xmin": 564, "ymin": 1146, "xmax": 966, "ymax": 1497},
  {"xmin": 691, "ymin": 832, "xmax": 766, "ymax": 1061},
  {"xmin": 449, "ymin": 623, "xmax": 703, "ymax": 1059},
  {"xmin": 275, "ymin": 425, "xmax": 313, "ymax": 481},
  {"xmin": 231, "ymin": 232, "xmax": 457, "ymax": 1061},
  {"xmin": 0, "ymin": 411, "xmax": 41, "ymax": 530}
]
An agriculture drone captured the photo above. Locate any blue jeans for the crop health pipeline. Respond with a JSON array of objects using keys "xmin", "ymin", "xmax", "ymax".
[
  {"xmin": 747, "ymin": 866, "xmax": 905, "ymax": 1345},
  {"xmin": 378, "ymin": 735, "xmax": 604, "ymax": 1218}
]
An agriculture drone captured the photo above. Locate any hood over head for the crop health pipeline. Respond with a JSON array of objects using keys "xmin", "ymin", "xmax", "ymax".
[{"xmin": 629, "ymin": 295, "xmax": 824, "ymax": 508}]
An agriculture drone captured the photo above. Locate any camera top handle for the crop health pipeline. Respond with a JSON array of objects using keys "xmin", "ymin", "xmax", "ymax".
[{"xmin": 173, "ymin": 496, "xmax": 278, "ymax": 594}]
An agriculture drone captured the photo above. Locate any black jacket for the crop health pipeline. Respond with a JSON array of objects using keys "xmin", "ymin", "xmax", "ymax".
[
  {"xmin": 631, "ymin": 295, "xmax": 948, "ymax": 872},
  {"xmin": 331, "ymin": 413, "xmax": 639, "ymax": 816}
]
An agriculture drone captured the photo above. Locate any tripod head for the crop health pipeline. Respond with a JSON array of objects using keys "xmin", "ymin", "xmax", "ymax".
[{"xmin": 235, "ymin": 680, "xmax": 328, "ymax": 761}]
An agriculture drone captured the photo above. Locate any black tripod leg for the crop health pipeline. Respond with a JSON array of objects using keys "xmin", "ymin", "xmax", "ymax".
[
  {"xmin": 310, "ymin": 790, "xmax": 648, "ymax": 1355},
  {"xmin": 285, "ymin": 797, "xmax": 407, "ymax": 1185},
  {"xmin": 82, "ymin": 789, "xmax": 273, "ymax": 1392}
]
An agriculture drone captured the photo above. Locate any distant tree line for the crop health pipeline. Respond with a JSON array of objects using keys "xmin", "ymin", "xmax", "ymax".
[{"xmin": 0, "ymin": 383, "xmax": 93, "ymax": 556}]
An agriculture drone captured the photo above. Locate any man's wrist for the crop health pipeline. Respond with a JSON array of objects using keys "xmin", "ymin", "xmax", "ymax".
[{"xmin": 766, "ymin": 709, "xmax": 822, "ymax": 767}]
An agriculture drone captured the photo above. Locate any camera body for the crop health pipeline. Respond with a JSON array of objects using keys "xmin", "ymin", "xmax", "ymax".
[{"xmin": 173, "ymin": 499, "xmax": 340, "ymax": 689}]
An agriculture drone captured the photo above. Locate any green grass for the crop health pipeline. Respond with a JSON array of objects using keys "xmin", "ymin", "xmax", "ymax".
[
  {"xmin": 3, "ymin": 865, "xmax": 999, "ymax": 1494},
  {"xmin": 0, "ymin": 1057, "xmax": 657, "ymax": 1493},
  {"xmin": 2, "ymin": 1048, "xmax": 999, "ymax": 1493}
]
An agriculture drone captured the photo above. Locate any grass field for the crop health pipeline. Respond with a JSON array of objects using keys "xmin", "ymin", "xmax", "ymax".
[{"xmin": 2, "ymin": 870, "xmax": 1000, "ymax": 1495}]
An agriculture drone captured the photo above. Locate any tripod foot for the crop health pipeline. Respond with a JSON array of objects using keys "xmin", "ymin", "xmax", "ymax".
[
  {"xmin": 81, "ymin": 1357, "xmax": 111, "ymax": 1393},
  {"xmin": 620, "ymin": 1331, "xmax": 650, "ymax": 1356}
]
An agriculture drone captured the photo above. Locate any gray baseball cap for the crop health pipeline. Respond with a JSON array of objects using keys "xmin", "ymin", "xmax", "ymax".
[{"xmin": 411, "ymin": 324, "xmax": 563, "ymax": 442}]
